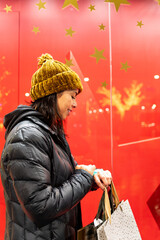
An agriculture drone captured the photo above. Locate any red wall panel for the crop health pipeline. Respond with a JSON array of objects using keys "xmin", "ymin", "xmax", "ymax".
[{"xmin": 0, "ymin": 11, "xmax": 19, "ymax": 237}]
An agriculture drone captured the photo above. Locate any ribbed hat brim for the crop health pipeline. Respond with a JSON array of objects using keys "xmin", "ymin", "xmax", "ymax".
[{"xmin": 30, "ymin": 71, "xmax": 83, "ymax": 101}]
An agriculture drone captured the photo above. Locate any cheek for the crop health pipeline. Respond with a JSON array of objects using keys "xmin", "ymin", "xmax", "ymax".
[
  {"xmin": 57, "ymin": 96, "xmax": 71, "ymax": 113},
  {"xmin": 64, "ymin": 97, "xmax": 72, "ymax": 107}
]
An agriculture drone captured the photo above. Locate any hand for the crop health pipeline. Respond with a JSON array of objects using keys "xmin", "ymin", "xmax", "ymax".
[
  {"xmin": 75, "ymin": 164, "xmax": 96, "ymax": 176},
  {"xmin": 94, "ymin": 170, "xmax": 112, "ymax": 190}
]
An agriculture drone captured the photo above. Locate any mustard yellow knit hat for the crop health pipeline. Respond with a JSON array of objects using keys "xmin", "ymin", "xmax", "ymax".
[{"xmin": 30, "ymin": 53, "xmax": 83, "ymax": 101}]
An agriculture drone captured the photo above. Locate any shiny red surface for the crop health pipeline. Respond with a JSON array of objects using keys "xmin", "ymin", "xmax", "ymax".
[{"xmin": 0, "ymin": 0, "xmax": 160, "ymax": 239}]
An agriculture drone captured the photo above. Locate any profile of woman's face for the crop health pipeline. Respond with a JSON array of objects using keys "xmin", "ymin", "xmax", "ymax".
[{"xmin": 57, "ymin": 89, "xmax": 78, "ymax": 120}]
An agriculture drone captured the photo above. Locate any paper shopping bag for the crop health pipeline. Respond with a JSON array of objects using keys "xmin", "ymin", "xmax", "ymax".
[
  {"xmin": 77, "ymin": 222, "xmax": 98, "ymax": 240},
  {"xmin": 77, "ymin": 183, "xmax": 118, "ymax": 240},
  {"xmin": 77, "ymin": 191, "xmax": 105, "ymax": 240},
  {"xmin": 97, "ymin": 183, "xmax": 142, "ymax": 240}
]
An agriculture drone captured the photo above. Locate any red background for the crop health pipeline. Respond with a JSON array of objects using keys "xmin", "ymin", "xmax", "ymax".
[{"xmin": 0, "ymin": 0, "xmax": 160, "ymax": 239}]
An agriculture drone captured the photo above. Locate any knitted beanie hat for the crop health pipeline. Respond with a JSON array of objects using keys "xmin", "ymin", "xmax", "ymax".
[{"xmin": 30, "ymin": 53, "xmax": 83, "ymax": 101}]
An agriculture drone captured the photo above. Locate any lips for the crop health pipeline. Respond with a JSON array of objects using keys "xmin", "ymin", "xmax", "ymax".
[{"xmin": 67, "ymin": 109, "xmax": 72, "ymax": 116}]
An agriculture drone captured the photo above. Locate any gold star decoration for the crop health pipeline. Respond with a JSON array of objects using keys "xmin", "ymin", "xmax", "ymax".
[
  {"xmin": 88, "ymin": 4, "xmax": 95, "ymax": 11},
  {"xmin": 36, "ymin": 0, "xmax": 46, "ymax": 10},
  {"xmin": 32, "ymin": 26, "xmax": 40, "ymax": 34},
  {"xmin": 104, "ymin": 0, "xmax": 130, "ymax": 12},
  {"xmin": 101, "ymin": 81, "xmax": 108, "ymax": 88},
  {"xmin": 65, "ymin": 59, "xmax": 74, "ymax": 67},
  {"xmin": 4, "ymin": 4, "xmax": 12, "ymax": 13},
  {"xmin": 136, "ymin": 21, "xmax": 144, "ymax": 28},
  {"xmin": 65, "ymin": 27, "xmax": 75, "ymax": 37},
  {"xmin": 99, "ymin": 24, "xmax": 106, "ymax": 30},
  {"xmin": 120, "ymin": 61, "xmax": 131, "ymax": 72},
  {"xmin": 90, "ymin": 48, "xmax": 106, "ymax": 63},
  {"xmin": 62, "ymin": 0, "xmax": 79, "ymax": 10}
]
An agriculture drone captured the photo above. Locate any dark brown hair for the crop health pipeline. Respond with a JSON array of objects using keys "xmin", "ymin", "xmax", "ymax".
[{"xmin": 30, "ymin": 93, "xmax": 65, "ymax": 137}]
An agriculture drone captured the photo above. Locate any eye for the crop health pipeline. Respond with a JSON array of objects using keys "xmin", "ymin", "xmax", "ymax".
[{"xmin": 72, "ymin": 96, "xmax": 76, "ymax": 100}]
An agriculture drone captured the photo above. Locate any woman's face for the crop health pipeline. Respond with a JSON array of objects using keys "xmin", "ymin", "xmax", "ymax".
[{"xmin": 57, "ymin": 89, "xmax": 78, "ymax": 120}]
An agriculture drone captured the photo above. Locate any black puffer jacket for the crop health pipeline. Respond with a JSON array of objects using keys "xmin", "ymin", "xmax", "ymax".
[{"xmin": 1, "ymin": 105, "xmax": 94, "ymax": 240}]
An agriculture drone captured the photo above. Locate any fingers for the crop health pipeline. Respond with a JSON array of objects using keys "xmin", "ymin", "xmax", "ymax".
[
  {"xmin": 94, "ymin": 170, "xmax": 112, "ymax": 190},
  {"xmin": 104, "ymin": 170, "xmax": 112, "ymax": 179},
  {"xmin": 76, "ymin": 165, "xmax": 112, "ymax": 190},
  {"xmin": 94, "ymin": 173, "xmax": 106, "ymax": 190}
]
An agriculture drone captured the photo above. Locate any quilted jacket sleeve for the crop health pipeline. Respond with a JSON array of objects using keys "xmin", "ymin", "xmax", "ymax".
[{"xmin": 6, "ymin": 125, "xmax": 94, "ymax": 227}]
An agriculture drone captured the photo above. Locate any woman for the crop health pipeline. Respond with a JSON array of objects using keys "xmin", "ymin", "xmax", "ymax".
[{"xmin": 1, "ymin": 54, "xmax": 112, "ymax": 240}]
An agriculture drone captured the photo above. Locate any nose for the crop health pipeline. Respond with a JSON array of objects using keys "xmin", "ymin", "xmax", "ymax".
[{"xmin": 72, "ymin": 99, "xmax": 77, "ymax": 108}]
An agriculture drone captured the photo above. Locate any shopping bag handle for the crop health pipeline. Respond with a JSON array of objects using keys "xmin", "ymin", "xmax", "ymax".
[
  {"xmin": 104, "ymin": 181, "xmax": 120, "ymax": 224},
  {"xmin": 96, "ymin": 181, "xmax": 120, "ymax": 223},
  {"xmin": 111, "ymin": 181, "xmax": 120, "ymax": 208},
  {"xmin": 104, "ymin": 188, "xmax": 111, "ymax": 222}
]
